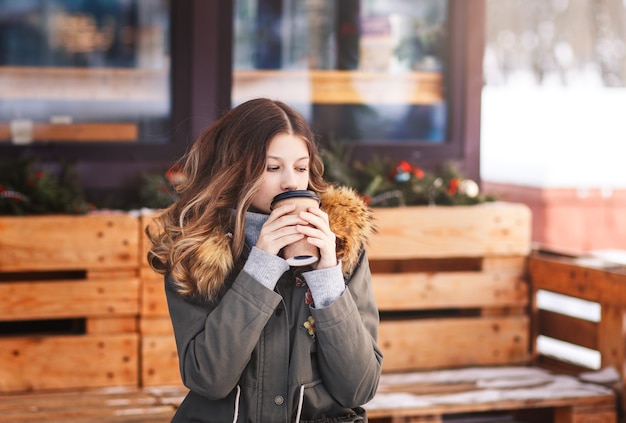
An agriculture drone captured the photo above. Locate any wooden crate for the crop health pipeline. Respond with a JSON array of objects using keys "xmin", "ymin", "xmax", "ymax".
[
  {"xmin": 136, "ymin": 204, "xmax": 534, "ymax": 383},
  {"xmin": 368, "ymin": 203, "xmax": 532, "ymax": 372},
  {"xmin": 0, "ymin": 214, "xmax": 141, "ymax": 393}
]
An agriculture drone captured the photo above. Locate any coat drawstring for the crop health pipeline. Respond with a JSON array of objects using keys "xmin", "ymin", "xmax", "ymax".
[
  {"xmin": 232, "ymin": 385, "xmax": 241, "ymax": 423},
  {"xmin": 294, "ymin": 384, "xmax": 305, "ymax": 423}
]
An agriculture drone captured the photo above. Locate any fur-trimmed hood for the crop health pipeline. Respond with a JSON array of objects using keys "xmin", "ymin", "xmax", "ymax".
[
  {"xmin": 321, "ymin": 185, "xmax": 374, "ymax": 275},
  {"xmin": 193, "ymin": 185, "xmax": 374, "ymax": 297}
]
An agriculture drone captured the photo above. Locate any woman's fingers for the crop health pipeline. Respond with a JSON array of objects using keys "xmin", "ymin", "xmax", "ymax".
[
  {"xmin": 297, "ymin": 208, "xmax": 337, "ymax": 269},
  {"xmin": 256, "ymin": 204, "xmax": 306, "ymax": 255}
]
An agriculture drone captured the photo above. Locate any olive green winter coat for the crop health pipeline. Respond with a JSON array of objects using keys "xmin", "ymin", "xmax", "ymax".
[{"xmin": 166, "ymin": 186, "xmax": 383, "ymax": 422}]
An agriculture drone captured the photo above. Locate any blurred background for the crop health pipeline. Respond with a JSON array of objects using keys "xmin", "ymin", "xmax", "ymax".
[
  {"xmin": 0, "ymin": 0, "xmax": 624, "ymax": 255},
  {"xmin": 482, "ymin": 0, "xmax": 626, "ymax": 256}
]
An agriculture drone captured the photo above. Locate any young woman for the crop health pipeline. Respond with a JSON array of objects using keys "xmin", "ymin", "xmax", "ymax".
[{"xmin": 147, "ymin": 98, "xmax": 382, "ymax": 422}]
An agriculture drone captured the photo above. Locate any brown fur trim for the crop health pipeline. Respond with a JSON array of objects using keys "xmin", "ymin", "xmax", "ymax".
[
  {"xmin": 193, "ymin": 231, "xmax": 235, "ymax": 299},
  {"xmin": 320, "ymin": 185, "xmax": 374, "ymax": 276}
]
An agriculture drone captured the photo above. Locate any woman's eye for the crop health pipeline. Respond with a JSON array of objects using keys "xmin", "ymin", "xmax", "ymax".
[
  {"xmin": 267, "ymin": 166, "xmax": 279, "ymax": 172},
  {"xmin": 296, "ymin": 166, "xmax": 308, "ymax": 172}
]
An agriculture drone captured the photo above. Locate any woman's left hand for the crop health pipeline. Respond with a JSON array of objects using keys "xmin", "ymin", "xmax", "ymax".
[{"xmin": 296, "ymin": 207, "xmax": 337, "ymax": 270}]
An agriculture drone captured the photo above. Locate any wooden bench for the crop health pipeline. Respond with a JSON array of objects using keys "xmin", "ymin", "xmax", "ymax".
[
  {"xmin": 0, "ymin": 205, "xmax": 623, "ymax": 423},
  {"xmin": 362, "ymin": 204, "xmax": 620, "ymax": 423}
]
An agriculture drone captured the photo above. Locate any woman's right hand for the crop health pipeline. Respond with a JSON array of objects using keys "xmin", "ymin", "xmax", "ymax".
[{"xmin": 255, "ymin": 204, "xmax": 306, "ymax": 256}]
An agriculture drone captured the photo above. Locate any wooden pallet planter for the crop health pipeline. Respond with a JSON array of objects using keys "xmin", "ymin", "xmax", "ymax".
[
  {"xmin": 368, "ymin": 203, "xmax": 532, "ymax": 373},
  {"xmin": 136, "ymin": 203, "xmax": 535, "ymax": 385},
  {"xmin": 362, "ymin": 203, "xmax": 618, "ymax": 422},
  {"xmin": 0, "ymin": 214, "xmax": 141, "ymax": 393},
  {"xmin": 0, "ymin": 204, "xmax": 620, "ymax": 422}
]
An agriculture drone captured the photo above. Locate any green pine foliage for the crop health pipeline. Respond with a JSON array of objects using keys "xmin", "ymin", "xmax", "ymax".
[
  {"xmin": 320, "ymin": 145, "xmax": 495, "ymax": 207},
  {"xmin": 0, "ymin": 158, "xmax": 91, "ymax": 215}
]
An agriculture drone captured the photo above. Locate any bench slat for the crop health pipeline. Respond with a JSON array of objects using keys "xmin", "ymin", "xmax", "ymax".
[
  {"xmin": 379, "ymin": 316, "xmax": 530, "ymax": 372},
  {"xmin": 373, "ymin": 271, "xmax": 528, "ymax": 311}
]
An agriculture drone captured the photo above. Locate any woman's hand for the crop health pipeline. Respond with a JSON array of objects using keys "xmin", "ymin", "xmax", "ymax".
[
  {"xmin": 296, "ymin": 207, "xmax": 337, "ymax": 270},
  {"xmin": 256, "ymin": 204, "xmax": 306, "ymax": 256}
]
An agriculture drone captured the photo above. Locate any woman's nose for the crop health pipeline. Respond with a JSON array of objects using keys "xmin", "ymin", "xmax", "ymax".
[{"xmin": 281, "ymin": 170, "xmax": 297, "ymax": 191}]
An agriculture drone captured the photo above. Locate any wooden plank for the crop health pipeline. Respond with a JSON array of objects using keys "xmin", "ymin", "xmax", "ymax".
[
  {"xmin": 141, "ymin": 212, "xmax": 161, "ymax": 270},
  {"xmin": 0, "ymin": 386, "xmax": 156, "ymax": 411},
  {"xmin": 538, "ymin": 309, "xmax": 598, "ymax": 350},
  {"xmin": 373, "ymin": 271, "xmax": 528, "ymax": 311},
  {"xmin": 596, "ymin": 304, "xmax": 626, "ymax": 379},
  {"xmin": 0, "ymin": 411, "xmax": 175, "ymax": 422},
  {"xmin": 0, "ymin": 214, "xmax": 140, "ymax": 272},
  {"xmin": 367, "ymin": 203, "xmax": 532, "ymax": 260},
  {"xmin": 0, "ymin": 279, "xmax": 140, "ymax": 320},
  {"xmin": 140, "ymin": 317, "xmax": 173, "ymax": 336},
  {"xmin": 0, "ymin": 123, "xmax": 138, "ymax": 143},
  {"xmin": 0, "ymin": 334, "xmax": 138, "ymax": 392},
  {"xmin": 529, "ymin": 255, "xmax": 626, "ymax": 305},
  {"xmin": 0, "ymin": 386, "xmax": 187, "ymax": 423},
  {"xmin": 378, "ymin": 316, "xmax": 530, "ymax": 372},
  {"xmin": 141, "ymin": 277, "xmax": 168, "ymax": 317},
  {"xmin": 0, "ymin": 387, "xmax": 174, "ymax": 423},
  {"xmin": 141, "ymin": 335, "xmax": 180, "ymax": 387},
  {"xmin": 140, "ymin": 267, "xmax": 162, "ymax": 280}
]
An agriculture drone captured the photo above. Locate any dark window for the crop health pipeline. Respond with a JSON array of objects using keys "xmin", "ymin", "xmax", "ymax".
[{"xmin": 0, "ymin": 0, "xmax": 171, "ymax": 144}]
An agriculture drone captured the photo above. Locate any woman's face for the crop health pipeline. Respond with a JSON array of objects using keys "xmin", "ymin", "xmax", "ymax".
[{"xmin": 250, "ymin": 133, "xmax": 310, "ymax": 213}]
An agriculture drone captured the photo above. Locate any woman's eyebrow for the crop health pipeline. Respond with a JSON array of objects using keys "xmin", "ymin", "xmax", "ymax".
[{"xmin": 266, "ymin": 155, "xmax": 310, "ymax": 161}]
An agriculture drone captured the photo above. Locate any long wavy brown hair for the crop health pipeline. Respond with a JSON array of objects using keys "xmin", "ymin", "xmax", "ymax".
[{"xmin": 146, "ymin": 98, "xmax": 329, "ymax": 299}]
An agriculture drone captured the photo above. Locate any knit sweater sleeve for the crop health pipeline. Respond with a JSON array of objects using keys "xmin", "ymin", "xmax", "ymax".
[
  {"xmin": 243, "ymin": 246, "xmax": 290, "ymax": 290},
  {"xmin": 302, "ymin": 262, "xmax": 345, "ymax": 308}
]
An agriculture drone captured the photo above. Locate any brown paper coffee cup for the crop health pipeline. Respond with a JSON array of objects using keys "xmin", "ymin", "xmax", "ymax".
[{"xmin": 270, "ymin": 190, "xmax": 321, "ymax": 266}]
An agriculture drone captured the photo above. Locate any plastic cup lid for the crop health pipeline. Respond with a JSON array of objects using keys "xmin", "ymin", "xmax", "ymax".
[{"xmin": 270, "ymin": 190, "xmax": 321, "ymax": 210}]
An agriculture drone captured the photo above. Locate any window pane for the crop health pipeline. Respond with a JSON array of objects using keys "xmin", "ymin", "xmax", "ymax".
[
  {"xmin": 0, "ymin": 0, "xmax": 170, "ymax": 144},
  {"xmin": 232, "ymin": 0, "xmax": 448, "ymax": 144}
]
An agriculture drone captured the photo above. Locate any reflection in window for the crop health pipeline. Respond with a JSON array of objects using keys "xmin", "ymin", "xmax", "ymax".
[
  {"xmin": 233, "ymin": 0, "xmax": 448, "ymax": 144},
  {"xmin": 0, "ymin": 0, "xmax": 170, "ymax": 144}
]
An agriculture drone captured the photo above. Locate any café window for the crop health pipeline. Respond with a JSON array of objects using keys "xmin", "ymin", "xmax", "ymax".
[
  {"xmin": 233, "ymin": 0, "xmax": 450, "ymax": 159},
  {"xmin": 0, "ymin": 0, "xmax": 170, "ymax": 145}
]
